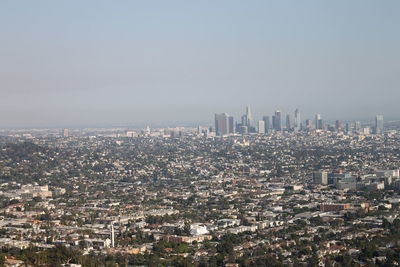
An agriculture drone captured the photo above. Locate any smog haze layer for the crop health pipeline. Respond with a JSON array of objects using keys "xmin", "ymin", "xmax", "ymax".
[{"xmin": 1, "ymin": 0, "xmax": 399, "ymax": 128}]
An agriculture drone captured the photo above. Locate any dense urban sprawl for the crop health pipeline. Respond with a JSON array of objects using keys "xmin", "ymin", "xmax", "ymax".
[{"xmin": 1, "ymin": 123, "xmax": 400, "ymax": 266}]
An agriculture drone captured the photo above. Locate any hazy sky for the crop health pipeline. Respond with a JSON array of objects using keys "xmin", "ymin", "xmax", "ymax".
[{"xmin": 1, "ymin": 1, "xmax": 399, "ymax": 128}]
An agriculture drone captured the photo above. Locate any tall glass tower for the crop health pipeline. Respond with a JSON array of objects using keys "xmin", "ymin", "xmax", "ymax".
[
  {"xmin": 315, "ymin": 114, "xmax": 323, "ymax": 130},
  {"xmin": 375, "ymin": 115, "xmax": 384, "ymax": 134},
  {"xmin": 275, "ymin": 110, "xmax": 282, "ymax": 131},
  {"xmin": 245, "ymin": 106, "xmax": 253, "ymax": 127},
  {"xmin": 294, "ymin": 108, "xmax": 301, "ymax": 131}
]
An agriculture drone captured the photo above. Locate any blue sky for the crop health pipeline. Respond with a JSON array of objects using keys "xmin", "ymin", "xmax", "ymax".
[{"xmin": 0, "ymin": 1, "xmax": 399, "ymax": 127}]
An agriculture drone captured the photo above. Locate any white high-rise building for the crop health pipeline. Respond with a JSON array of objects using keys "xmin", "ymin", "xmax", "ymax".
[
  {"xmin": 374, "ymin": 115, "xmax": 384, "ymax": 134},
  {"xmin": 262, "ymin": 116, "xmax": 270, "ymax": 133},
  {"xmin": 258, "ymin": 120, "xmax": 265, "ymax": 134}
]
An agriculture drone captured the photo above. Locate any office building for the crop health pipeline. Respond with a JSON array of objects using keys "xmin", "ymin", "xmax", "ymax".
[
  {"xmin": 215, "ymin": 113, "xmax": 229, "ymax": 136},
  {"xmin": 315, "ymin": 114, "xmax": 323, "ymax": 130},
  {"xmin": 258, "ymin": 120, "xmax": 265, "ymax": 134},
  {"xmin": 241, "ymin": 115, "xmax": 248, "ymax": 127},
  {"xmin": 305, "ymin": 119, "xmax": 312, "ymax": 131},
  {"xmin": 286, "ymin": 114, "xmax": 292, "ymax": 131},
  {"xmin": 228, "ymin": 116, "xmax": 234, "ymax": 134},
  {"xmin": 335, "ymin": 120, "xmax": 342, "ymax": 131},
  {"xmin": 313, "ymin": 171, "xmax": 328, "ymax": 185},
  {"xmin": 272, "ymin": 115, "xmax": 276, "ymax": 131},
  {"xmin": 345, "ymin": 122, "xmax": 352, "ymax": 134},
  {"xmin": 274, "ymin": 110, "xmax": 282, "ymax": 131},
  {"xmin": 241, "ymin": 106, "xmax": 253, "ymax": 128},
  {"xmin": 246, "ymin": 106, "xmax": 253, "ymax": 125},
  {"xmin": 262, "ymin": 116, "xmax": 270, "ymax": 133},
  {"xmin": 294, "ymin": 108, "xmax": 301, "ymax": 131},
  {"xmin": 355, "ymin": 121, "xmax": 361, "ymax": 132},
  {"xmin": 374, "ymin": 115, "xmax": 384, "ymax": 134}
]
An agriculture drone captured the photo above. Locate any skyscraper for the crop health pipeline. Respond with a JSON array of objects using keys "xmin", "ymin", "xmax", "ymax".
[
  {"xmin": 305, "ymin": 119, "xmax": 313, "ymax": 131},
  {"xmin": 345, "ymin": 122, "xmax": 350, "ymax": 133},
  {"xmin": 258, "ymin": 120, "xmax": 265, "ymax": 134},
  {"xmin": 294, "ymin": 108, "xmax": 301, "ymax": 131},
  {"xmin": 335, "ymin": 120, "xmax": 342, "ymax": 131},
  {"xmin": 355, "ymin": 121, "xmax": 361, "ymax": 132},
  {"xmin": 272, "ymin": 115, "xmax": 276, "ymax": 130},
  {"xmin": 274, "ymin": 110, "xmax": 282, "ymax": 131},
  {"xmin": 215, "ymin": 113, "xmax": 229, "ymax": 136},
  {"xmin": 262, "ymin": 116, "xmax": 270, "ymax": 133},
  {"xmin": 374, "ymin": 115, "xmax": 384, "ymax": 134},
  {"xmin": 241, "ymin": 114, "xmax": 248, "ymax": 127},
  {"xmin": 246, "ymin": 106, "xmax": 253, "ymax": 124},
  {"xmin": 286, "ymin": 114, "xmax": 292, "ymax": 131},
  {"xmin": 228, "ymin": 116, "xmax": 235, "ymax": 134},
  {"xmin": 240, "ymin": 106, "xmax": 253, "ymax": 131},
  {"xmin": 315, "ymin": 114, "xmax": 323, "ymax": 130}
]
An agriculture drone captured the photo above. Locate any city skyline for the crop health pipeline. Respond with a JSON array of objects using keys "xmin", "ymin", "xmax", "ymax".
[
  {"xmin": 1, "ymin": 1, "xmax": 400, "ymax": 265},
  {"xmin": 0, "ymin": 106, "xmax": 390, "ymax": 130},
  {"xmin": 215, "ymin": 106, "xmax": 385, "ymax": 136}
]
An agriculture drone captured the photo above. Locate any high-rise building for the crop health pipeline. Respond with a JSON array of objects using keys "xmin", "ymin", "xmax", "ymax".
[
  {"xmin": 274, "ymin": 110, "xmax": 282, "ymax": 131},
  {"xmin": 294, "ymin": 108, "xmax": 301, "ymax": 131},
  {"xmin": 258, "ymin": 120, "xmax": 265, "ymax": 134},
  {"xmin": 215, "ymin": 113, "xmax": 229, "ymax": 136},
  {"xmin": 272, "ymin": 115, "xmax": 276, "ymax": 130},
  {"xmin": 262, "ymin": 116, "xmax": 270, "ymax": 133},
  {"xmin": 313, "ymin": 171, "xmax": 328, "ymax": 185},
  {"xmin": 246, "ymin": 106, "xmax": 253, "ymax": 124},
  {"xmin": 315, "ymin": 114, "xmax": 323, "ymax": 130},
  {"xmin": 355, "ymin": 121, "xmax": 361, "ymax": 132},
  {"xmin": 228, "ymin": 116, "xmax": 235, "ymax": 134},
  {"xmin": 240, "ymin": 106, "xmax": 253, "ymax": 131},
  {"xmin": 374, "ymin": 115, "xmax": 384, "ymax": 134},
  {"xmin": 241, "ymin": 115, "xmax": 248, "ymax": 126},
  {"xmin": 345, "ymin": 122, "xmax": 352, "ymax": 134},
  {"xmin": 286, "ymin": 114, "xmax": 292, "ymax": 131},
  {"xmin": 305, "ymin": 119, "xmax": 313, "ymax": 131},
  {"xmin": 335, "ymin": 120, "xmax": 342, "ymax": 131},
  {"xmin": 145, "ymin": 126, "xmax": 151, "ymax": 135}
]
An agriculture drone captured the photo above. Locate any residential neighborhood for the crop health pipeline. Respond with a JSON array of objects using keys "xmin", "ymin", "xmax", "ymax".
[{"xmin": 1, "ymin": 127, "xmax": 400, "ymax": 266}]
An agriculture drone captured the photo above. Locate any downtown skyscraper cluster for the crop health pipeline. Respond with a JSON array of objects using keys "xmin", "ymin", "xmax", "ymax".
[
  {"xmin": 215, "ymin": 107, "xmax": 302, "ymax": 136},
  {"xmin": 214, "ymin": 107, "xmax": 384, "ymax": 136},
  {"xmin": 214, "ymin": 113, "xmax": 235, "ymax": 136}
]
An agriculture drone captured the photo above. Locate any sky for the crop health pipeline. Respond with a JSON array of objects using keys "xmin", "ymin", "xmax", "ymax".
[{"xmin": 0, "ymin": 0, "xmax": 399, "ymax": 128}]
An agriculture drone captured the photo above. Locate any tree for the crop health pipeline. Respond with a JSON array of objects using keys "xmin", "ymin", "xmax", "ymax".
[{"xmin": 0, "ymin": 254, "xmax": 5, "ymax": 265}]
